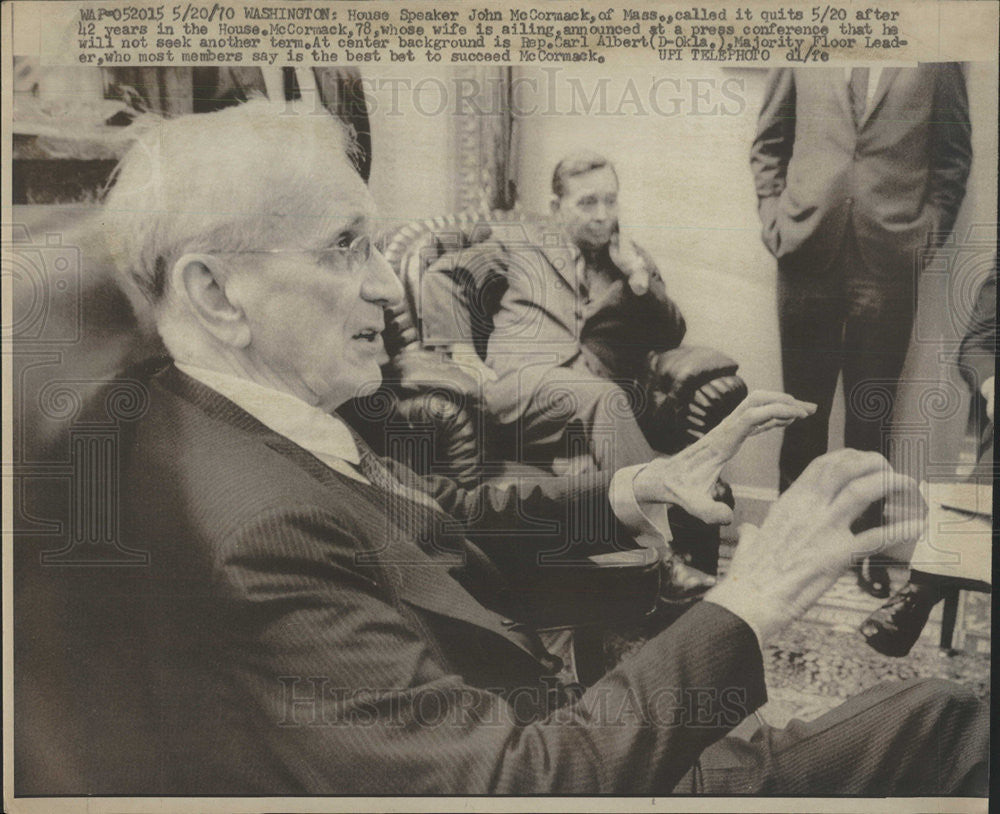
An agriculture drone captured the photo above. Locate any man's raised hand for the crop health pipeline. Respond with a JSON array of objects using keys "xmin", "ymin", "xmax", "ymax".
[
  {"xmin": 632, "ymin": 390, "xmax": 815, "ymax": 524},
  {"xmin": 609, "ymin": 232, "xmax": 650, "ymax": 296},
  {"xmin": 706, "ymin": 450, "xmax": 926, "ymax": 644}
]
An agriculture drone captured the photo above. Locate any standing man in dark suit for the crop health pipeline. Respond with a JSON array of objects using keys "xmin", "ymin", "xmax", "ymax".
[
  {"xmin": 751, "ymin": 65, "xmax": 973, "ymax": 596},
  {"xmin": 18, "ymin": 102, "xmax": 987, "ymax": 796}
]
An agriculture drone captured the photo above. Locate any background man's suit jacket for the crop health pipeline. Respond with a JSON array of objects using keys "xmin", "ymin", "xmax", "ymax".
[
  {"xmin": 17, "ymin": 365, "xmax": 764, "ymax": 795},
  {"xmin": 751, "ymin": 65, "xmax": 972, "ymax": 280},
  {"xmin": 958, "ymin": 263, "xmax": 997, "ymax": 462},
  {"xmin": 423, "ymin": 220, "xmax": 687, "ymax": 424}
]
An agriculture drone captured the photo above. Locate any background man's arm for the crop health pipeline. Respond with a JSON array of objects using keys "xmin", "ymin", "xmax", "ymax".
[
  {"xmin": 750, "ymin": 68, "xmax": 796, "ymax": 256},
  {"xmin": 958, "ymin": 265, "xmax": 997, "ymax": 420},
  {"xmin": 631, "ymin": 243, "xmax": 687, "ymax": 350},
  {"xmin": 928, "ymin": 63, "xmax": 973, "ymax": 239}
]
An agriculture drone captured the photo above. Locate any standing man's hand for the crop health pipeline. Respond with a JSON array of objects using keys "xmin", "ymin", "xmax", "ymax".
[
  {"xmin": 981, "ymin": 376, "xmax": 994, "ymax": 422},
  {"xmin": 609, "ymin": 231, "xmax": 650, "ymax": 296},
  {"xmin": 632, "ymin": 391, "xmax": 816, "ymax": 524},
  {"xmin": 757, "ymin": 196, "xmax": 782, "ymax": 257},
  {"xmin": 706, "ymin": 450, "xmax": 926, "ymax": 645}
]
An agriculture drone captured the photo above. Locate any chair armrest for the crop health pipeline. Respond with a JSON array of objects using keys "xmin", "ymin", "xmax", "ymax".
[
  {"xmin": 684, "ymin": 374, "xmax": 750, "ymax": 443},
  {"xmin": 643, "ymin": 347, "xmax": 748, "ymax": 453},
  {"xmin": 342, "ymin": 350, "xmax": 485, "ymax": 486},
  {"xmin": 509, "ymin": 547, "xmax": 663, "ymax": 631},
  {"xmin": 389, "ymin": 388, "xmax": 481, "ymax": 486},
  {"xmin": 646, "ymin": 345, "xmax": 739, "ymax": 394}
]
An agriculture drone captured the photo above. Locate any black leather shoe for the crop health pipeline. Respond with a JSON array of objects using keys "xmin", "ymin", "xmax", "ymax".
[
  {"xmin": 660, "ymin": 559, "xmax": 716, "ymax": 603},
  {"xmin": 855, "ymin": 559, "xmax": 892, "ymax": 599},
  {"xmin": 860, "ymin": 581, "xmax": 941, "ymax": 657}
]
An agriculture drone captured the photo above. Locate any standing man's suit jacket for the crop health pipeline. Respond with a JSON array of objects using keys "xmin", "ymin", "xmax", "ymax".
[
  {"xmin": 423, "ymin": 220, "xmax": 687, "ymax": 423},
  {"xmin": 27, "ymin": 365, "xmax": 764, "ymax": 795},
  {"xmin": 751, "ymin": 65, "xmax": 972, "ymax": 279}
]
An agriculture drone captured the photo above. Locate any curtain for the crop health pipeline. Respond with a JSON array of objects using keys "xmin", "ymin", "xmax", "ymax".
[
  {"xmin": 452, "ymin": 66, "xmax": 516, "ymax": 212},
  {"xmin": 102, "ymin": 67, "xmax": 373, "ymax": 181}
]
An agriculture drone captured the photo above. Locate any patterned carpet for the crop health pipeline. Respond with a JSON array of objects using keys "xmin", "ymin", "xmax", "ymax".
[
  {"xmin": 757, "ymin": 566, "xmax": 990, "ymax": 726},
  {"xmin": 596, "ymin": 563, "xmax": 990, "ymax": 729}
]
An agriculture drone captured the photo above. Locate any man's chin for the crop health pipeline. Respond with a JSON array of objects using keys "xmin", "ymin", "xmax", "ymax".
[
  {"xmin": 580, "ymin": 235, "xmax": 612, "ymax": 250},
  {"xmin": 348, "ymin": 364, "xmax": 387, "ymax": 399}
]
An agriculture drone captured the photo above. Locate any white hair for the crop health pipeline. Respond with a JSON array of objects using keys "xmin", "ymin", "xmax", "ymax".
[{"xmin": 103, "ymin": 101, "xmax": 359, "ymax": 313}]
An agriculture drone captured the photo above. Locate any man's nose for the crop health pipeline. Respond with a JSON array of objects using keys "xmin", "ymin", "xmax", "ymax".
[{"xmin": 361, "ymin": 249, "xmax": 405, "ymax": 309}]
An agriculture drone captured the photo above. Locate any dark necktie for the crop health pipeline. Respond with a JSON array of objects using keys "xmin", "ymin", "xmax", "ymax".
[
  {"xmin": 282, "ymin": 66, "xmax": 301, "ymax": 100},
  {"xmin": 356, "ymin": 443, "xmax": 443, "ymax": 514},
  {"xmin": 849, "ymin": 67, "xmax": 870, "ymax": 126}
]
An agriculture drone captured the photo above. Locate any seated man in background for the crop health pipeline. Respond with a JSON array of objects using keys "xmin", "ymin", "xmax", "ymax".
[
  {"xmin": 18, "ymin": 103, "xmax": 987, "ymax": 796},
  {"xmin": 423, "ymin": 152, "xmax": 738, "ymax": 476},
  {"xmin": 422, "ymin": 153, "xmax": 739, "ymax": 589}
]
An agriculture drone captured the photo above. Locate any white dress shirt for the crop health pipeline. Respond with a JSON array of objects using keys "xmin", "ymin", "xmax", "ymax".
[
  {"xmin": 175, "ymin": 362, "xmax": 369, "ymax": 483},
  {"xmin": 844, "ymin": 66, "xmax": 884, "ymax": 116}
]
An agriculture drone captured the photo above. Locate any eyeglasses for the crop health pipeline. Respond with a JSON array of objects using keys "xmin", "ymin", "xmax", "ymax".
[{"xmin": 213, "ymin": 234, "xmax": 375, "ymax": 271}]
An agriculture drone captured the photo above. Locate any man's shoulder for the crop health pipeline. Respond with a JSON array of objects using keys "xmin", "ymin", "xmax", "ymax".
[
  {"xmin": 427, "ymin": 217, "xmax": 571, "ymax": 278},
  {"xmin": 124, "ymin": 369, "xmax": 348, "ymax": 529}
]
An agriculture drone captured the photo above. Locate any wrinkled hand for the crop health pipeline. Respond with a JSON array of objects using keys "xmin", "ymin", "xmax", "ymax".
[
  {"xmin": 707, "ymin": 449, "xmax": 926, "ymax": 643},
  {"xmin": 704, "ymin": 389, "xmax": 816, "ymax": 460},
  {"xmin": 633, "ymin": 391, "xmax": 815, "ymax": 524},
  {"xmin": 609, "ymin": 232, "xmax": 649, "ymax": 296}
]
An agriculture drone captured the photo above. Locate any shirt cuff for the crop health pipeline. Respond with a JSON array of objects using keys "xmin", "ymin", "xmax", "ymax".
[{"xmin": 609, "ymin": 464, "xmax": 673, "ymax": 556}]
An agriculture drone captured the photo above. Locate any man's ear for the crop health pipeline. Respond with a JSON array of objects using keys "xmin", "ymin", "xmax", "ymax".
[
  {"xmin": 549, "ymin": 195, "xmax": 561, "ymax": 216},
  {"xmin": 171, "ymin": 253, "xmax": 251, "ymax": 348}
]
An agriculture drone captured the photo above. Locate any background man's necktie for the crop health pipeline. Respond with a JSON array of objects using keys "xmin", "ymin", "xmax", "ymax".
[{"xmin": 849, "ymin": 67, "xmax": 870, "ymax": 126}]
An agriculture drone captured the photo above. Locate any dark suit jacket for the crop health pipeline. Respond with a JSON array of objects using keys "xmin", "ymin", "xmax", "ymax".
[
  {"xmin": 422, "ymin": 220, "xmax": 687, "ymax": 424},
  {"xmin": 959, "ymin": 264, "xmax": 997, "ymax": 390},
  {"xmin": 17, "ymin": 365, "xmax": 764, "ymax": 795},
  {"xmin": 958, "ymin": 263, "xmax": 997, "ymax": 462},
  {"xmin": 751, "ymin": 65, "xmax": 972, "ymax": 278}
]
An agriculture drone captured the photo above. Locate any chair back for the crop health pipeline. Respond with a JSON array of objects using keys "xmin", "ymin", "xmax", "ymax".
[{"xmin": 382, "ymin": 208, "xmax": 542, "ymax": 360}]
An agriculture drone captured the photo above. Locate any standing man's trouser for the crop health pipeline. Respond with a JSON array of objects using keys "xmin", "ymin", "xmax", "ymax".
[{"xmin": 777, "ymin": 228, "xmax": 916, "ymax": 492}]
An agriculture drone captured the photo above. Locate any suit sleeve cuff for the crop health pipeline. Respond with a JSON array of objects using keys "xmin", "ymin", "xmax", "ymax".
[{"xmin": 702, "ymin": 579, "xmax": 789, "ymax": 650}]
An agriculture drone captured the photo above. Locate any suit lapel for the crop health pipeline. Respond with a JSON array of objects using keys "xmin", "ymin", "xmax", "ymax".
[
  {"xmin": 520, "ymin": 220, "xmax": 581, "ymax": 293},
  {"xmin": 537, "ymin": 243, "xmax": 581, "ymax": 293},
  {"xmin": 387, "ymin": 555, "xmax": 547, "ymax": 663},
  {"xmin": 160, "ymin": 365, "xmax": 352, "ymax": 491},
  {"xmin": 341, "ymin": 461, "xmax": 548, "ymax": 664},
  {"xmin": 859, "ymin": 67, "xmax": 900, "ymax": 129}
]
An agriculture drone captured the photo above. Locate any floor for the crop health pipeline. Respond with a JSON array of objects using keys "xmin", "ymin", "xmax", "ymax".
[
  {"xmin": 595, "ymin": 561, "xmax": 990, "ymax": 730},
  {"xmin": 757, "ymin": 565, "xmax": 990, "ymax": 727}
]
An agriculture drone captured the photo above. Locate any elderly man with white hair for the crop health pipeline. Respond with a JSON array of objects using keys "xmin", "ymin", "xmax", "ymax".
[{"xmin": 35, "ymin": 101, "xmax": 986, "ymax": 796}]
